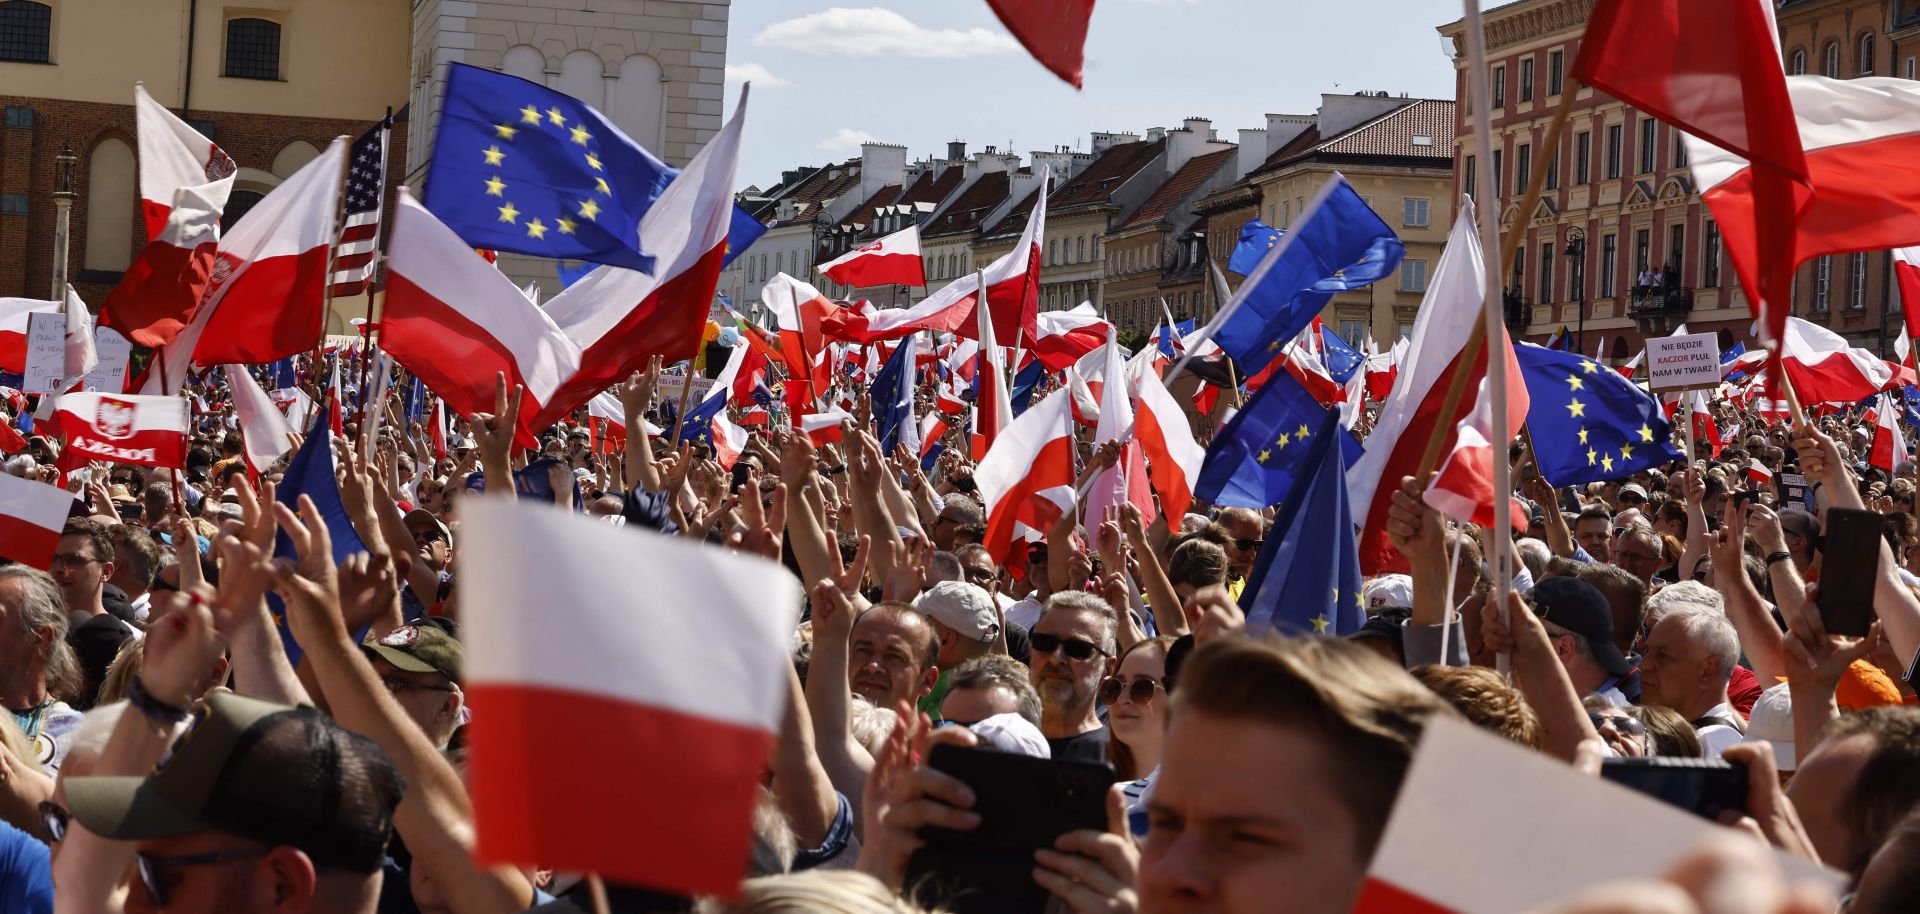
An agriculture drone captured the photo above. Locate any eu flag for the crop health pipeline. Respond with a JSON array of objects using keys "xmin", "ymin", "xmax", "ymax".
[
  {"xmin": 1211, "ymin": 176, "xmax": 1404, "ymax": 372},
  {"xmin": 1239, "ymin": 409, "xmax": 1365, "ymax": 637},
  {"xmin": 675, "ymin": 392, "xmax": 725, "ymax": 448},
  {"xmin": 1318, "ymin": 325, "xmax": 1365, "ymax": 384},
  {"xmin": 1195, "ymin": 367, "xmax": 1363, "ymax": 509},
  {"xmin": 425, "ymin": 63, "xmax": 673, "ymax": 272},
  {"xmin": 1517, "ymin": 342, "xmax": 1681, "ymax": 487},
  {"xmin": 1010, "ymin": 360, "xmax": 1045, "ymax": 417},
  {"xmin": 724, "ymin": 206, "xmax": 769, "ymax": 268},
  {"xmin": 1227, "ymin": 219, "xmax": 1284, "ymax": 276},
  {"xmin": 270, "ymin": 413, "xmax": 370, "ymax": 664},
  {"xmin": 872, "ymin": 336, "xmax": 917, "ymax": 452},
  {"xmin": 1158, "ymin": 319, "xmax": 1195, "ymax": 358}
]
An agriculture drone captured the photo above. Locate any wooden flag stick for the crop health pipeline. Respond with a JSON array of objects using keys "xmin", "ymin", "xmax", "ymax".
[{"xmin": 668, "ymin": 359, "xmax": 698, "ymax": 445}]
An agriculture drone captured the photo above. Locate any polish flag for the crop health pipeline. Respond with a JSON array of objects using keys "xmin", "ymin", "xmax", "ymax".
[
  {"xmin": 0, "ymin": 299, "xmax": 60, "ymax": 373},
  {"xmin": 975, "ymin": 388, "xmax": 1076, "ymax": 568},
  {"xmin": 327, "ymin": 358, "xmax": 345, "ymax": 436},
  {"xmin": 1873, "ymin": 393, "xmax": 1910, "ymax": 472},
  {"xmin": 1424, "ymin": 378, "xmax": 1526, "ymax": 532},
  {"xmin": 1686, "ymin": 77, "xmax": 1920, "ymax": 343},
  {"xmin": 224, "ymin": 365, "xmax": 294, "ymax": 475},
  {"xmin": 919, "ymin": 413, "xmax": 949, "ymax": 460},
  {"xmin": 379, "ymin": 191, "xmax": 582, "ymax": 445},
  {"xmin": 431, "ymin": 398, "xmax": 449, "ymax": 459},
  {"xmin": 1134, "ymin": 366, "xmax": 1205, "ymax": 522},
  {"xmin": 1779, "ymin": 315, "xmax": 1895, "ymax": 404},
  {"xmin": 1084, "ymin": 333, "xmax": 1153, "ymax": 525},
  {"xmin": 816, "ymin": 224, "xmax": 926, "ymax": 289},
  {"xmin": 1348, "ymin": 200, "xmax": 1527, "ymax": 574},
  {"xmin": 762, "ymin": 273, "xmax": 839, "ymax": 423},
  {"xmin": 971, "ymin": 284, "xmax": 1014, "ymax": 460},
  {"xmin": 710, "ymin": 413, "xmax": 749, "ymax": 471},
  {"xmin": 99, "ymin": 84, "xmax": 236, "ymax": 348},
  {"xmin": 1028, "ymin": 303, "xmax": 1111, "ymax": 372},
  {"xmin": 820, "ymin": 164, "xmax": 1049, "ymax": 345},
  {"xmin": 458, "ymin": 497, "xmax": 800, "ymax": 897},
  {"xmin": 1897, "ymin": 246, "xmax": 1920, "ymax": 342},
  {"xmin": 187, "ymin": 136, "xmax": 347, "ymax": 365},
  {"xmin": 0, "ymin": 472, "xmax": 76, "ymax": 570},
  {"xmin": 54, "ymin": 392, "xmax": 190, "ymax": 469},
  {"xmin": 799, "ymin": 409, "xmax": 853, "ymax": 445},
  {"xmin": 532, "ymin": 87, "xmax": 749, "ymax": 430},
  {"xmin": 984, "ymin": 0, "xmax": 1094, "ymax": 88},
  {"xmin": 62, "ymin": 287, "xmax": 97, "ymax": 382},
  {"xmin": 1747, "ymin": 458, "xmax": 1774, "ymax": 485}
]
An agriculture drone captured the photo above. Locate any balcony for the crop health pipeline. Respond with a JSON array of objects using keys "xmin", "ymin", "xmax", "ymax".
[
  {"xmin": 1503, "ymin": 289, "xmax": 1532, "ymax": 335},
  {"xmin": 1629, "ymin": 285, "xmax": 1693, "ymax": 336}
]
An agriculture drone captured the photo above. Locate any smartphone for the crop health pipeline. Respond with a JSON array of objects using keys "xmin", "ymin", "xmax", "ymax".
[
  {"xmin": 1817, "ymin": 507, "xmax": 1882, "ymax": 638},
  {"xmin": 904, "ymin": 744, "xmax": 1115, "ymax": 914},
  {"xmin": 1601, "ymin": 757, "xmax": 1748, "ymax": 822},
  {"xmin": 730, "ymin": 462, "xmax": 751, "ymax": 491},
  {"xmin": 1732, "ymin": 490, "xmax": 1760, "ymax": 511}
]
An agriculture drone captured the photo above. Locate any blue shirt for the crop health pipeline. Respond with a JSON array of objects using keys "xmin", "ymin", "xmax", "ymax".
[{"xmin": 0, "ymin": 821, "xmax": 51, "ymax": 914}]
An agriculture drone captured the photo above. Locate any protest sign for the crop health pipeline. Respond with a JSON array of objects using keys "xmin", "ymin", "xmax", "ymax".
[
  {"xmin": 1646, "ymin": 332, "xmax": 1720, "ymax": 392},
  {"xmin": 21, "ymin": 312, "xmax": 64, "ymax": 395}
]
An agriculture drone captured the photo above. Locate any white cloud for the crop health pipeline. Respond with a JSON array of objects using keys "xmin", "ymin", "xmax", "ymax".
[
  {"xmin": 818, "ymin": 128, "xmax": 878, "ymax": 151},
  {"xmin": 725, "ymin": 63, "xmax": 789, "ymax": 88},
  {"xmin": 755, "ymin": 7, "xmax": 1019, "ymax": 59}
]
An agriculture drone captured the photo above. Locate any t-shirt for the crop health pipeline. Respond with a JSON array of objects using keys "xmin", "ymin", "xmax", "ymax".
[
  {"xmin": 1006, "ymin": 596, "xmax": 1042, "ymax": 632},
  {"xmin": 0, "ymin": 820, "xmax": 51, "ymax": 914},
  {"xmin": 1694, "ymin": 701, "xmax": 1745, "ymax": 759},
  {"xmin": 9, "ymin": 701, "xmax": 82, "ymax": 774},
  {"xmin": 1047, "ymin": 725, "xmax": 1112, "ymax": 767}
]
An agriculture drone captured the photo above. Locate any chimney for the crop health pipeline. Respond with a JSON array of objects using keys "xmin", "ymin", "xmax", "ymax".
[
  {"xmin": 1146, "ymin": 126, "xmax": 1167, "ymax": 142},
  {"xmin": 1167, "ymin": 117, "xmax": 1217, "ymax": 173},
  {"xmin": 1236, "ymin": 128, "xmax": 1268, "ymax": 177},
  {"xmin": 947, "ymin": 140, "xmax": 966, "ymax": 161},
  {"xmin": 859, "ymin": 142, "xmax": 908, "ymax": 202},
  {"xmin": 1264, "ymin": 114, "xmax": 1314, "ymax": 157}
]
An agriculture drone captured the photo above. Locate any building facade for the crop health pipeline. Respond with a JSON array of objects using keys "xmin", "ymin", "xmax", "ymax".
[{"xmin": 0, "ymin": 0, "xmax": 409, "ymax": 334}]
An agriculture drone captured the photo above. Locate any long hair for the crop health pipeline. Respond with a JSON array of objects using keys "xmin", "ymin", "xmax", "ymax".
[{"xmin": 1107, "ymin": 637, "xmax": 1177, "ymax": 781}]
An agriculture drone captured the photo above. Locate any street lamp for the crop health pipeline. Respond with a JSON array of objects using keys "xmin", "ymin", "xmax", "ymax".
[
  {"xmin": 51, "ymin": 144, "xmax": 78, "ymax": 300},
  {"xmin": 1563, "ymin": 225, "xmax": 1587, "ymax": 355}
]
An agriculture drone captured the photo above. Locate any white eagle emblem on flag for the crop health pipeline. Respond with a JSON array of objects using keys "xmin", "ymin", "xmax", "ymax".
[{"xmin": 94, "ymin": 398, "xmax": 136, "ymax": 440}]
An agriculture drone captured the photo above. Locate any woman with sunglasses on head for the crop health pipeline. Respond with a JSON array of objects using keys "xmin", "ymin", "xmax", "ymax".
[{"xmin": 1108, "ymin": 636, "xmax": 1176, "ymax": 838}]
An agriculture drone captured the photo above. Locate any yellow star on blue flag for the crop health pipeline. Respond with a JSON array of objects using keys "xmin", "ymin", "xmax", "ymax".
[{"xmin": 1517, "ymin": 342, "xmax": 1681, "ymax": 486}]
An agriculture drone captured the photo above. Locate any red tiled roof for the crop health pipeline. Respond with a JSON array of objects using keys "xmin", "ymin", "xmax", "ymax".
[
  {"xmin": 1314, "ymin": 100, "xmax": 1455, "ymax": 158},
  {"xmin": 836, "ymin": 184, "xmax": 902, "ymax": 230},
  {"xmin": 924, "ymin": 171, "xmax": 1011, "ymax": 237},
  {"xmin": 1119, "ymin": 147, "xmax": 1237, "ymax": 229},
  {"xmin": 900, "ymin": 165, "xmax": 965, "ymax": 207},
  {"xmin": 1049, "ymin": 139, "xmax": 1165, "ymax": 210},
  {"xmin": 785, "ymin": 160, "xmax": 862, "ymax": 222},
  {"xmin": 984, "ymin": 186, "xmax": 1043, "ymax": 237}
]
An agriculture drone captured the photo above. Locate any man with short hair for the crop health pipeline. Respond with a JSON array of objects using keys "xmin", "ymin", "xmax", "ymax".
[
  {"xmin": 66, "ymin": 691, "xmax": 405, "ymax": 914},
  {"xmin": 107, "ymin": 524, "xmax": 163, "ymax": 622},
  {"xmin": 1789, "ymin": 706, "xmax": 1920, "ymax": 881},
  {"xmin": 55, "ymin": 519, "xmax": 134, "ymax": 712},
  {"xmin": 1214, "ymin": 507, "xmax": 1266, "ymax": 585},
  {"xmin": 930, "ymin": 494, "xmax": 983, "ymax": 552},
  {"xmin": 1777, "ymin": 509, "xmax": 1820, "ymax": 574},
  {"xmin": 1531, "ymin": 577, "xmax": 1637, "ymax": 707},
  {"xmin": 361, "ymin": 623, "xmax": 465, "ymax": 750},
  {"xmin": 1608, "ymin": 523, "xmax": 1666, "ymax": 587},
  {"xmin": 1572, "ymin": 506, "xmax": 1614, "ymax": 560},
  {"xmin": 1028, "ymin": 591, "xmax": 1117, "ymax": 764},
  {"xmin": 847, "ymin": 602, "xmax": 941, "ymax": 711},
  {"xmin": 1577, "ymin": 563, "xmax": 1649, "ymax": 657},
  {"xmin": 915, "ymin": 581, "xmax": 1000, "ymax": 716},
  {"xmin": 940, "ymin": 654, "xmax": 1043, "ymax": 728},
  {"xmin": 400, "ymin": 508, "xmax": 453, "ymax": 620},
  {"xmin": 1139, "ymin": 635, "xmax": 1452, "ymax": 913},
  {"xmin": 1639, "ymin": 603, "xmax": 1744, "ymax": 757}
]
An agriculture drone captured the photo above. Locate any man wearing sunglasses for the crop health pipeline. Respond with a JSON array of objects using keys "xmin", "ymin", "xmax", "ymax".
[
  {"xmin": 361, "ymin": 623, "xmax": 465, "ymax": 751},
  {"xmin": 1214, "ymin": 508, "xmax": 1266, "ymax": 589},
  {"xmin": 1028, "ymin": 592, "xmax": 1118, "ymax": 765}
]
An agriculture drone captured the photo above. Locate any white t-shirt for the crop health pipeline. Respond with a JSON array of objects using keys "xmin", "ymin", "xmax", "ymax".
[
  {"xmin": 1006, "ymin": 596, "xmax": 1043, "ymax": 631},
  {"xmin": 1695, "ymin": 701, "xmax": 1745, "ymax": 759}
]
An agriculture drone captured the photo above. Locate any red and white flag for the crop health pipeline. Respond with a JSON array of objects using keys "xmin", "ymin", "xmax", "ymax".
[
  {"xmin": 1133, "ymin": 366, "xmax": 1205, "ymax": 522},
  {"xmin": 62, "ymin": 287, "xmax": 97, "ymax": 383},
  {"xmin": 816, "ymin": 224, "xmax": 925, "ymax": 289},
  {"xmin": 532, "ymin": 87, "xmax": 749, "ymax": 429},
  {"xmin": 380, "ymin": 190, "xmax": 583, "ymax": 445},
  {"xmin": 327, "ymin": 357, "xmax": 345, "ymax": 436},
  {"xmin": 1873, "ymin": 393, "xmax": 1910, "ymax": 472},
  {"xmin": 1028, "ymin": 302, "xmax": 1110, "ymax": 372},
  {"xmin": 1084, "ymin": 333, "xmax": 1152, "ymax": 525},
  {"xmin": 100, "ymin": 84, "xmax": 236, "ymax": 348},
  {"xmin": 1425, "ymin": 377, "xmax": 1530, "ymax": 532},
  {"xmin": 1778, "ymin": 315, "xmax": 1895, "ymax": 404},
  {"xmin": 975, "ymin": 388, "xmax": 1076, "ymax": 568},
  {"xmin": 0, "ymin": 472, "xmax": 75, "ymax": 570},
  {"xmin": 762, "ymin": 273, "xmax": 839, "ymax": 424},
  {"xmin": 458, "ymin": 497, "xmax": 800, "ymax": 897},
  {"xmin": 1896, "ymin": 245, "xmax": 1920, "ymax": 342},
  {"xmin": 971, "ymin": 286, "xmax": 1014, "ymax": 460},
  {"xmin": 0, "ymin": 299, "xmax": 60, "ymax": 373},
  {"xmin": 1748, "ymin": 457, "xmax": 1774, "ymax": 485},
  {"xmin": 1349, "ymin": 200, "xmax": 1524, "ymax": 574},
  {"xmin": 799, "ymin": 409, "xmax": 854, "ymax": 445},
  {"xmin": 984, "ymin": 0, "xmax": 1095, "ymax": 89},
  {"xmin": 54, "ymin": 392, "xmax": 190, "ymax": 469},
  {"xmin": 223, "ymin": 365, "xmax": 294, "ymax": 475},
  {"xmin": 710, "ymin": 413, "xmax": 749, "ymax": 471}
]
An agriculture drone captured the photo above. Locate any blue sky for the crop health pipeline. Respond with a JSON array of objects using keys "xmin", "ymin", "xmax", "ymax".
[{"xmin": 722, "ymin": 1, "xmax": 1462, "ymax": 190}]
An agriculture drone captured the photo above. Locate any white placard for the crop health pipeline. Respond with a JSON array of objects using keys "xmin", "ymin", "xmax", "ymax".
[
  {"xmin": 85, "ymin": 327, "xmax": 132, "ymax": 392},
  {"xmin": 1645, "ymin": 332, "xmax": 1720, "ymax": 392},
  {"xmin": 22, "ymin": 312, "xmax": 65, "ymax": 395},
  {"xmin": 656, "ymin": 375, "xmax": 714, "ymax": 405}
]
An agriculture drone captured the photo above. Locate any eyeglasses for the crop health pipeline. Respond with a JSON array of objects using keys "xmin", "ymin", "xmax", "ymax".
[
  {"xmin": 1588, "ymin": 712, "xmax": 1647, "ymax": 736},
  {"xmin": 1098, "ymin": 675, "xmax": 1163, "ymax": 706},
  {"xmin": 1232, "ymin": 538, "xmax": 1263, "ymax": 552},
  {"xmin": 379, "ymin": 675, "xmax": 458, "ymax": 694},
  {"xmin": 39, "ymin": 801, "xmax": 67, "ymax": 842},
  {"xmin": 411, "ymin": 528, "xmax": 448, "ymax": 545},
  {"xmin": 962, "ymin": 565, "xmax": 996, "ymax": 583},
  {"xmin": 1029, "ymin": 632, "xmax": 1108, "ymax": 661},
  {"xmin": 135, "ymin": 848, "xmax": 271, "ymax": 907},
  {"xmin": 49, "ymin": 553, "xmax": 99, "ymax": 570}
]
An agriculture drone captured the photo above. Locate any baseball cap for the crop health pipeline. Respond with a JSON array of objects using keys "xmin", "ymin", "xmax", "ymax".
[
  {"xmin": 362, "ymin": 623, "xmax": 463, "ymax": 684},
  {"xmin": 1837, "ymin": 659, "xmax": 1903, "ymax": 711},
  {"xmin": 966, "ymin": 712, "xmax": 1051, "ymax": 758},
  {"xmin": 1530, "ymin": 576, "xmax": 1633, "ymax": 678},
  {"xmin": 916, "ymin": 581, "xmax": 1000, "ymax": 643},
  {"xmin": 65, "ymin": 692, "xmax": 405, "ymax": 873},
  {"xmin": 1742, "ymin": 683, "xmax": 1796, "ymax": 771},
  {"xmin": 404, "ymin": 508, "xmax": 453, "ymax": 548},
  {"xmin": 1618, "ymin": 484, "xmax": 1649, "ymax": 502},
  {"xmin": 1363, "ymin": 574, "xmax": 1413, "ymax": 611}
]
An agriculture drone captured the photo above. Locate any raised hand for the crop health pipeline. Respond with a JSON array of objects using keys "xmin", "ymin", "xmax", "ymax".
[
  {"xmin": 269, "ymin": 494, "xmax": 348, "ymax": 648},
  {"xmin": 726, "ymin": 475, "xmax": 787, "ymax": 561},
  {"xmin": 619, "ymin": 355, "xmax": 663, "ymax": 419}
]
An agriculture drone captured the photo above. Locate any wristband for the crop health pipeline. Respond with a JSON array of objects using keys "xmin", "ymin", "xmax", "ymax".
[
  {"xmin": 1764, "ymin": 551, "xmax": 1793, "ymax": 567},
  {"xmin": 126, "ymin": 676, "xmax": 190, "ymax": 726}
]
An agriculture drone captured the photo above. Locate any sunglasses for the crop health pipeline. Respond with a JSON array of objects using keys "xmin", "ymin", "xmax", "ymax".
[
  {"xmin": 1098, "ymin": 675, "xmax": 1163, "ymax": 705},
  {"xmin": 39, "ymin": 800, "xmax": 66, "ymax": 842},
  {"xmin": 1588, "ymin": 711, "xmax": 1647, "ymax": 736},
  {"xmin": 1029, "ymin": 631, "xmax": 1107, "ymax": 661},
  {"xmin": 1232, "ymin": 538, "xmax": 1263, "ymax": 552},
  {"xmin": 411, "ymin": 528, "xmax": 448, "ymax": 545},
  {"xmin": 135, "ymin": 848, "xmax": 271, "ymax": 907}
]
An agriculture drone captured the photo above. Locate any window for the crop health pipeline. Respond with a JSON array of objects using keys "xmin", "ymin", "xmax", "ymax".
[
  {"xmin": 1400, "ymin": 259, "xmax": 1429, "ymax": 292},
  {"xmin": 1400, "ymin": 198, "xmax": 1429, "ymax": 231},
  {"xmin": 1633, "ymin": 228, "xmax": 1651, "ymax": 276},
  {"xmin": 1546, "ymin": 147, "xmax": 1560, "ymax": 190},
  {"xmin": 1520, "ymin": 58, "xmax": 1535, "ymax": 102},
  {"xmin": 224, "ymin": 17, "xmax": 282, "ymax": 80},
  {"xmin": 0, "ymin": 0, "xmax": 51, "ymax": 63},
  {"xmin": 1824, "ymin": 41, "xmax": 1840, "ymax": 78},
  {"xmin": 1492, "ymin": 149, "xmax": 1504, "ymax": 196},
  {"xmin": 1860, "ymin": 32, "xmax": 1875, "ymax": 75},
  {"xmin": 3, "ymin": 106, "xmax": 30, "ymax": 128},
  {"xmin": 1790, "ymin": 49, "xmax": 1806, "ymax": 76},
  {"xmin": 1077, "ymin": 236, "xmax": 1086, "ymax": 262},
  {"xmin": 1340, "ymin": 321, "xmax": 1367, "ymax": 347},
  {"xmin": 221, "ymin": 189, "xmax": 266, "ymax": 234},
  {"xmin": 1672, "ymin": 128, "xmax": 1689, "ymax": 168},
  {"xmin": 1815, "ymin": 255, "xmax": 1831, "ymax": 310},
  {"xmin": 1549, "ymin": 50, "xmax": 1564, "ymax": 96},
  {"xmin": 1850, "ymin": 252, "xmax": 1867, "ymax": 309},
  {"xmin": 775, "ymin": 251, "xmax": 783, "ymax": 275},
  {"xmin": 1605, "ymin": 124, "xmax": 1622, "ymax": 179},
  {"xmin": 0, "ymin": 193, "xmax": 25, "ymax": 216},
  {"xmin": 1048, "ymin": 240, "xmax": 1056, "ymax": 265},
  {"xmin": 1463, "ymin": 156, "xmax": 1476, "ymax": 199},
  {"xmin": 1638, "ymin": 117, "xmax": 1656, "ymax": 173},
  {"xmin": 1539, "ymin": 242, "xmax": 1555, "ymax": 305},
  {"xmin": 1667, "ymin": 223, "xmax": 1685, "ymax": 278},
  {"xmin": 1575, "ymin": 131, "xmax": 1591, "ymax": 184},
  {"xmin": 1600, "ymin": 234, "xmax": 1618, "ymax": 297},
  {"xmin": 1398, "ymin": 322, "xmax": 1414, "ymax": 340},
  {"xmin": 1282, "ymin": 201, "xmax": 1291, "ymax": 226},
  {"xmin": 1908, "ymin": 56, "xmax": 1917, "ymax": 80},
  {"xmin": 1516, "ymin": 144, "xmax": 1532, "ymax": 194},
  {"xmin": 1493, "ymin": 64, "xmax": 1506, "ymax": 108},
  {"xmin": 1703, "ymin": 220, "xmax": 1721, "ymax": 287}
]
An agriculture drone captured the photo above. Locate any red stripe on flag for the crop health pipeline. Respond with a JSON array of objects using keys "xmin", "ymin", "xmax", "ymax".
[
  {"xmin": 0, "ymin": 514, "xmax": 61, "ymax": 570},
  {"xmin": 1349, "ymin": 878, "xmax": 1463, "ymax": 914},
  {"xmin": 465, "ymin": 683, "xmax": 772, "ymax": 898}
]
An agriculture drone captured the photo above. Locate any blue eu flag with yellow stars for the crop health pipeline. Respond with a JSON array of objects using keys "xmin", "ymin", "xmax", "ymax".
[
  {"xmin": 1239, "ymin": 409, "xmax": 1365, "ymax": 637},
  {"xmin": 1227, "ymin": 219, "xmax": 1283, "ymax": 275},
  {"xmin": 1194, "ymin": 367, "xmax": 1363, "ymax": 509},
  {"xmin": 1517, "ymin": 341, "xmax": 1682, "ymax": 487},
  {"xmin": 425, "ymin": 62, "xmax": 673, "ymax": 273},
  {"xmin": 675, "ymin": 392, "xmax": 726, "ymax": 447}
]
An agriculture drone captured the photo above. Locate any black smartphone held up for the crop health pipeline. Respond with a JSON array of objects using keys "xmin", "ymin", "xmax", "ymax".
[
  {"xmin": 1733, "ymin": 489, "xmax": 1761, "ymax": 511},
  {"xmin": 1817, "ymin": 507, "xmax": 1883, "ymax": 638},
  {"xmin": 904, "ymin": 744, "xmax": 1115, "ymax": 914},
  {"xmin": 1601, "ymin": 757, "xmax": 1749, "ymax": 822}
]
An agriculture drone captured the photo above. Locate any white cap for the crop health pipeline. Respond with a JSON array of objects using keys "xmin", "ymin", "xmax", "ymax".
[
  {"xmin": 916, "ymin": 581, "xmax": 1000, "ymax": 643},
  {"xmin": 1742, "ymin": 683, "xmax": 1795, "ymax": 771},
  {"xmin": 967, "ymin": 712, "xmax": 1051, "ymax": 759},
  {"xmin": 1364, "ymin": 574, "xmax": 1414, "ymax": 610}
]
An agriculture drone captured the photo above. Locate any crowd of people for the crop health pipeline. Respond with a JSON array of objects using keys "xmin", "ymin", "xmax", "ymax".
[{"xmin": 0, "ymin": 347, "xmax": 1915, "ymax": 914}]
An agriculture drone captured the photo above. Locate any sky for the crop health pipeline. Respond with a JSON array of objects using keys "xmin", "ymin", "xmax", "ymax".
[{"xmin": 721, "ymin": 1, "xmax": 1463, "ymax": 191}]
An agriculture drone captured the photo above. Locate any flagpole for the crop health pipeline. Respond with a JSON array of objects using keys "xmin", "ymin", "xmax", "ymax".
[{"xmin": 668, "ymin": 360, "xmax": 697, "ymax": 445}]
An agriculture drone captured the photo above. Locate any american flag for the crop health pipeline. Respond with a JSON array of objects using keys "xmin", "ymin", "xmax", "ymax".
[{"xmin": 329, "ymin": 115, "xmax": 392, "ymax": 298}]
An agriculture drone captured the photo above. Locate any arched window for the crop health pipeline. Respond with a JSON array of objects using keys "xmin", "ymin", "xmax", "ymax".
[
  {"xmin": 1789, "ymin": 48, "xmax": 1806, "ymax": 75},
  {"xmin": 1860, "ymin": 32, "xmax": 1875, "ymax": 75},
  {"xmin": 84, "ymin": 138, "xmax": 136, "ymax": 271},
  {"xmin": 611, "ymin": 54, "xmax": 666, "ymax": 153},
  {"xmin": 1824, "ymin": 41, "xmax": 1840, "ymax": 78},
  {"xmin": 1078, "ymin": 236, "xmax": 1087, "ymax": 262},
  {"xmin": 0, "ymin": 1, "xmax": 51, "ymax": 63},
  {"xmin": 557, "ymin": 50, "xmax": 604, "ymax": 109},
  {"xmin": 270, "ymin": 140, "xmax": 319, "ymax": 179},
  {"xmin": 224, "ymin": 17, "xmax": 281, "ymax": 80},
  {"xmin": 1048, "ymin": 239, "xmax": 1056, "ymax": 265},
  {"xmin": 501, "ymin": 45, "xmax": 545, "ymax": 85},
  {"xmin": 222, "ymin": 190, "xmax": 267, "ymax": 233}
]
